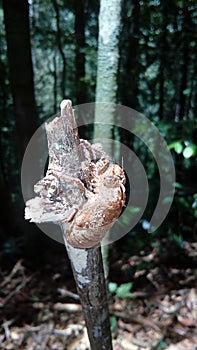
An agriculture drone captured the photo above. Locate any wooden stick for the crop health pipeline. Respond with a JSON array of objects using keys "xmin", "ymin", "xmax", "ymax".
[
  {"xmin": 63, "ymin": 236, "xmax": 112, "ymax": 349},
  {"xmin": 25, "ymin": 100, "xmax": 113, "ymax": 349}
]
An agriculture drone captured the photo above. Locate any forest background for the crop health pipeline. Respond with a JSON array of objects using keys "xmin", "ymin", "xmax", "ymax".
[
  {"xmin": 0, "ymin": 0, "xmax": 196, "ymax": 260},
  {"xmin": 0, "ymin": 0, "xmax": 196, "ymax": 349}
]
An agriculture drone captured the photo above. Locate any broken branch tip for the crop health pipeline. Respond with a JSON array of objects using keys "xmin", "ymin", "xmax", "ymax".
[{"xmin": 60, "ymin": 99, "xmax": 72, "ymax": 114}]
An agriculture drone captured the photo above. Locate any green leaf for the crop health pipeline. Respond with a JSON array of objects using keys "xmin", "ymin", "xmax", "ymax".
[
  {"xmin": 116, "ymin": 282, "xmax": 133, "ymax": 298},
  {"xmin": 174, "ymin": 143, "xmax": 183, "ymax": 154},
  {"xmin": 108, "ymin": 282, "xmax": 118, "ymax": 294},
  {"xmin": 183, "ymin": 146, "xmax": 195, "ymax": 158},
  {"xmin": 1, "ymin": 126, "xmax": 9, "ymax": 132},
  {"xmin": 192, "ymin": 194, "xmax": 197, "ymax": 209},
  {"xmin": 175, "ymin": 182, "xmax": 183, "ymax": 189},
  {"xmin": 157, "ymin": 340, "xmax": 168, "ymax": 350},
  {"xmin": 171, "ymin": 233, "xmax": 183, "ymax": 248},
  {"xmin": 183, "ymin": 88, "xmax": 191, "ymax": 96},
  {"xmin": 168, "ymin": 141, "xmax": 183, "ymax": 154}
]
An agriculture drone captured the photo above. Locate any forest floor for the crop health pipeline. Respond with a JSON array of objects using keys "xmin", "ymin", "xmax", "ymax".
[{"xmin": 0, "ymin": 238, "xmax": 196, "ymax": 350}]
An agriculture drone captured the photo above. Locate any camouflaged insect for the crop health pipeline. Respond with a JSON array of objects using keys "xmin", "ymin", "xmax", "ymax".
[{"xmin": 25, "ymin": 100, "xmax": 126, "ymax": 249}]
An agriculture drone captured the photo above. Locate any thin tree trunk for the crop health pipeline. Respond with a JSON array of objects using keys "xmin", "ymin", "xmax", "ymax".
[
  {"xmin": 178, "ymin": 44, "xmax": 189, "ymax": 120},
  {"xmin": 177, "ymin": 1, "xmax": 190, "ymax": 120},
  {"xmin": 52, "ymin": 0, "xmax": 66, "ymax": 98},
  {"xmin": 53, "ymin": 54, "xmax": 57, "ymax": 113},
  {"xmin": 74, "ymin": 0, "xmax": 86, "ymax": 104},
  {"xmin": 0, "ymin": 161, "xmax": 15, "ymax": 236},
  {"xmin": 94, "ymin": 0, "xmax": 122, "ymax": 279},
  {"xmin": 190, "ymin": 68, "xmax": 197, "ymax": 118},
  {"xmin": 94, "ymin": 0, "xmax": 122, "ymax": 136},
  {"xmin": 159, "ymin": 60, "xmax": 165, "ymax": 119},
  {"xmin": 119, "ymin": 0, "xmax": 140, "ymax": 109},
  {"xmin": 3, "ymin": 0, "xmax": 48, "ymax": 257},
  {"xmin": 158, "ymin": 2, "xmax": 168, "ymax": 120},
  {"xmin": 95, "ymin": 0, "xmax": 121, "ymax": 105},
  {"xmin": 119, "ymin": 0, "xmax": 140, "ymax": 149}
]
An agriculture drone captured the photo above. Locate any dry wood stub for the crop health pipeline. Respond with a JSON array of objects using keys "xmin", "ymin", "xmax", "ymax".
[
  {"xmin": 25, "ymin": 99, "xmax": 126, "ymax": 248},
  {"xmin": 25, "ymin": 99, "xmax": 115, "ymax": 349}
]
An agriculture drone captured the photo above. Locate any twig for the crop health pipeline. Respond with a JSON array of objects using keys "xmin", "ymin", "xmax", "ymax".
[
  {"xmin": 113, "ymin": 311, "xmax": 162, "ymax": 332},
  {"xmin": 2, "ymin": 319, "xmax": 14, "ymax": 340},
  {"xmin": 57, "ymin": 288, "xmax": 80, "ymax": 301},
  {"xmin": 53, "ymin": 302, "xmax": 82, "ymax": 312},
  {"xmin": 0, "ymin": 259, "xmax": 23, "ymax": 288},
  {"xmin": 1, "ymin": 275, "xmax": 32, "ymax": 306}
]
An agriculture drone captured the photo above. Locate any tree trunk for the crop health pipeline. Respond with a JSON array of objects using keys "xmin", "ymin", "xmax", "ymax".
[
  {"xmin": 95, "ymin": 0, "xmax": 121, "ymax": 104},
  {"xmin": 118, "ymin": 0, "xmax": 140, "ymax": 150},
  {"xmin": 3, "ymin": 0, "xmax": 38, "ymax": 160},
  {"xmin": 176, "ymin": 1, "xmax": 190, "ymax": 121},
  {"xmin": 53, "ymin": 54, "xmax": 57, "ymax": 114},
  {"xmin": 119, "ymin": 0, "xmax": 140, "ymax": 109},
  {"xmin": 3, "ymin": 0, "xmax": 47, "ymax": 258},
  {"xmin": 74, "ymin": 0, "xmax": 87, "ymax": 104},
  {"xmin": 94, "ymin": 0, "xmax": 122, "ymax": 278},
  {"xmin": 178, "ymin": 46, "xmax": 189, "ymax": 120},
  {"xmin": 178, "ymin": 1, "xmax": 190, "ymax": 121},
  {"xmin": 94, "ymin": 0, "xmax": 122, "ymax": 142},
  {"xmin": 158, "ymin": 1, "xmax": 168, "ymax": 120},
  {"xmin": 0, "ymin": 162, "xmax": 15, "ymax": 237},
  {"xmin": 52, "ymin": 0, "xmax": 66, "ymax": 98}
]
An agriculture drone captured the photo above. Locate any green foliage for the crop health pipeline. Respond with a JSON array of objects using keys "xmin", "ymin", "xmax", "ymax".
[
  {"xmin": 156, "ymin": 340, "xmax": 168, "ymax": 350},
  {"xmin": 169, "ymin": 233, "xmax": 184, "ymax": 248},
  {"xmin": 108, "ymin": 282, "xmax": 118, "ymax": 294},
  {"xmin": 169, "ymin": 140, "xmax": 196, "ymax": 158},
  {"xmin": 183, "ymin": 144, "xmax": 196, "ymax": 159},
  {"xmin": 108, "ymin": 282, "xmax": 133, "ymax": 299},
  {"xmin": 168, "ymin": 140, "xmax": 183, "ymax": 154}
]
